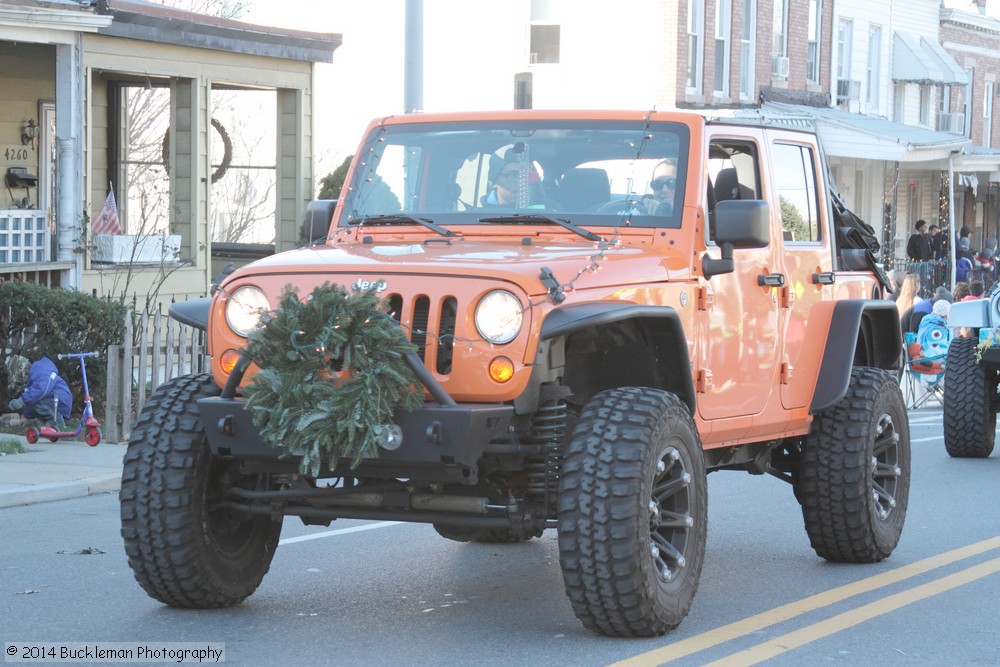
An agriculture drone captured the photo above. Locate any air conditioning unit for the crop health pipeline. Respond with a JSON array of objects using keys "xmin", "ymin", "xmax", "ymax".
[
  {"xmin": 772, "ymin": 55, "xmax": 790, "ymax": 78},
  {"xmin": 939, "ymin": 112, "xmax": 965, "ymax": 134},
  {"xmin": 836, "ymin": 79, "xmax": 861, "ymax": 102}
]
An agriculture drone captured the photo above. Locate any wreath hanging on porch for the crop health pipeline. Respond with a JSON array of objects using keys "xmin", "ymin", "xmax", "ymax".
[
  {"xmin": 161, "ymin": 117, "xmax": 233, "ymax": 184},
  {"xmin": 241, "ymin": 282, "xmax": 424, "ymax": 477}
]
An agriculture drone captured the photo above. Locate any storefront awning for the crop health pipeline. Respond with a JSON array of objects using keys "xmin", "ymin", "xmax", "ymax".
[
  {"xmin": 758, "ymin": 102, "xmax": 970, "ymax": 163},
  {"xmin": 893, "ymin": 33, "xmax": 968, "ymax": 85}
]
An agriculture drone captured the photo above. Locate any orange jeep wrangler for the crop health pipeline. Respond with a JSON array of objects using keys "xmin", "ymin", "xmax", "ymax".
[{"xmin": 121, "ymin": 110, "xmax": 908, "ymax": 637}]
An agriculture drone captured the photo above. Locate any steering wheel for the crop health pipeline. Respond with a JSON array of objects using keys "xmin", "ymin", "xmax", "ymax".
[{"xmin": 593, "ymin": 198, "xmax": 646, "ymax": 215}]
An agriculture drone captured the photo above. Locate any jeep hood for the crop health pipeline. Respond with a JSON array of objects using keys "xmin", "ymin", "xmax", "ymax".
[{"xmin": 227, "ymin": 239, "xmax": 691, "ymax": 296}]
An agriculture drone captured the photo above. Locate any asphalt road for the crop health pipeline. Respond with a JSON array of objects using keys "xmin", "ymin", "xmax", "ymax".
[{"xmin": 2, "ymin": 407, "xmax": 998, "ymax": 666}]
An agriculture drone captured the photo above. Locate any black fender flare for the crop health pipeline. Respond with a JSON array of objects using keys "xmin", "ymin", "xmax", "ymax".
[
  {"xmin": 540, "ymin": 302, "xmax": 696, "ymax": 414},
  {"xmin": 811, "ymin": 299, "xmax": 902, "ymax": 413},
  {"xmin": 169, "ymin": 297, "xmax": 212, "ymax": 331}
]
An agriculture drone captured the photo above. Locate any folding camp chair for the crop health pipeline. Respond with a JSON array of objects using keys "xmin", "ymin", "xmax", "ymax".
[{"xmin": 902, "ymin": 331, "xmax": 946, "ymax": 409}]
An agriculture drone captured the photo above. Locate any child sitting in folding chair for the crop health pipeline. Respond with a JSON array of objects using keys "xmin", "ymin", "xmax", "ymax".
[{"xmin": 903, "ymin": 300, "xmax": 952, "ymax": 409}]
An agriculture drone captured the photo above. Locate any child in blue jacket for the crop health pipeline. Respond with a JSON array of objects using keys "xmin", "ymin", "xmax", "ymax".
[{"xmin": 7, "ymin": 356, "xmax": 72, "ymax": 429}]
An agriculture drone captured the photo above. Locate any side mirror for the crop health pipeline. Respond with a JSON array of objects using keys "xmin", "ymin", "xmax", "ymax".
[
  {"xmin": 702, "ymin": 200, "xmax": 770, "ymax": 279},
  {"xmin": 302, "ymin": 199, "xmax": 337, "ymax": 244}
]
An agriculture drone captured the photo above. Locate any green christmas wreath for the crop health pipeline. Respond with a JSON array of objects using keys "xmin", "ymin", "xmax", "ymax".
[{"xmin": 242, "ymin": 282, "xmax": 423, "ymax": 476}]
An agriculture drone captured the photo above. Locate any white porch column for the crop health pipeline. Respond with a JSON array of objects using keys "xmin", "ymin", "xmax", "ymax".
[{"xmin": 55, "ymin": 36, "xmax": 85, "ymax": 289}]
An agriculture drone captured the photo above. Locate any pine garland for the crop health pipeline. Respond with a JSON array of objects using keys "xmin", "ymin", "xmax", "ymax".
[{"xmin": 242, "ymin": 282, "xmax": 423, "ymax": 476}]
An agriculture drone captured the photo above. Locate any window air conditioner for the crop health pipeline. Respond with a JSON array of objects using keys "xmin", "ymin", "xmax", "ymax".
[
  {"xmin": 836, "ymin": 79, "xmax": 861, "ymax": 102},
  {"xmin": 771, "ymin": 55, "xmax": 790, "ymax": 78},
  {"xmin": 939, "ymin": 112, "xmax": 965, "ymax": 134}
]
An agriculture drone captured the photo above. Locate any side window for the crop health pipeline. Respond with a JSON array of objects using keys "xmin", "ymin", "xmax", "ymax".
[
  {"xmin": 772, "ymin": 143, "xmax": 821, "ymax": 243},
  {"xmin": 707, "ymin": 139, "xmax": 761, "ymax": 243}
]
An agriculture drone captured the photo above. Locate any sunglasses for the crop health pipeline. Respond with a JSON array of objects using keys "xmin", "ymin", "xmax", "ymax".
[
  {"xmin": 650, "ymin": 177, "xmax": 676, "ymax": 191},
  {"xmin": 496, "ymin": 170, "xmax": 520, "ymax": 183}
]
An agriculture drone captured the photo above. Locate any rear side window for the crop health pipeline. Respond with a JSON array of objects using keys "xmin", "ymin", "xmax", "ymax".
[{"xmin": 772, "ymin": 143, "xmax": 821, "ymax": 243}]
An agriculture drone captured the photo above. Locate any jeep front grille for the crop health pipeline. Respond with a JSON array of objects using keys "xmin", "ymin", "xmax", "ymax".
[{"xmin": 386, "ymin": 292, "xmax": 457, "ymax": 375}]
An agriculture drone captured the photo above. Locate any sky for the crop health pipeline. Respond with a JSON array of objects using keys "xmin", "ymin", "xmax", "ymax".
[{"xmin": 241, "ymin": 0, "xmax": 413, "ymax": 178}]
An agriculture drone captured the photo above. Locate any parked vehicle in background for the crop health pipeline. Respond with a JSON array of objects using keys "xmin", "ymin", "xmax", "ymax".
[{"xmin": 120, "ymin": 109, "xmax": 907, "ymax": 637}]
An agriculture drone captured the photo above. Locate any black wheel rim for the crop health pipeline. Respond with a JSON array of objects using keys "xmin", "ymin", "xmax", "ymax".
[
  {"xmin": 871, "ymin": 412, "xmax": 902, "ymax": 521},
  {"xmin": 649, "ymin": 445, "xmax": 693, "ymax": 583}
]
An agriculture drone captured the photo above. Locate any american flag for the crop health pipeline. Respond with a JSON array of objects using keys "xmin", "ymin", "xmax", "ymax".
[{"xmin": 92, "ymin": 189, "xmax": 121, "ymax": 235}]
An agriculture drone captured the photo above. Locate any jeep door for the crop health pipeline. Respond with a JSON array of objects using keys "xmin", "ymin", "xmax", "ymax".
[
  {"xmin": 764, "ymin": 131, "xmax": 835, "ymax": 410},
  {"xmin": 697, "ymin": 133, "xmax": 780, "ymax": 438}
]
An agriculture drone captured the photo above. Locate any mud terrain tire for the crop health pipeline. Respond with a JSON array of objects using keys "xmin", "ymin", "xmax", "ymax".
[
  {"xmin": 943, "ymin": 336, "xmax": 996, "ymax": 458},
  {"xmin": 796, "ymin": 367, "xmax": 909, "ymax": 563},
  {"xmin": 557, "ymin": 387, "xmax": 707, "ymax": 637},
  {"xmin": 120, "ymin": 374, "xmax": 281, "ymax": 607}
]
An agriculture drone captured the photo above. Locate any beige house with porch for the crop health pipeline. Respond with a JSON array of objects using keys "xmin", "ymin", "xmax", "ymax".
[{"xmin": 0, "ymin": 0, "xmax": 339, "ymax": 307}]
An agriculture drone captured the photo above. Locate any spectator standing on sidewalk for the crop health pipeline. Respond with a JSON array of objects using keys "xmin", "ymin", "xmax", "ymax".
[{"xmin": 906, "ymin": 220, "xmax": 932, "ymax": 262}]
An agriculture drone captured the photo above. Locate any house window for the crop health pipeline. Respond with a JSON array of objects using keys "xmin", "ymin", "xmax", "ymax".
[
  {"xmin": 772, "ymin": 142, "xmax": 821, "ymax": 243},
  {"xmin": 866, "ymin": 25, "xmax": 881, "ymax": 110},
  {"xmin": 117, "ymin": 85, "xmax": 173, "ymax": 238},
  {"xmin": 714, "ymin": 0, "xmax": 731, "ymax": 95},
  {"xmin": 209, "ymin": 89, "xmax": 277, "ymax": 245},
  {"xmin": 806, "ymin": 0, "xmax": 821, "ymax": 84},
  {"xmin": 939, "ymin": 84, "xmax": 951, "ymax": 115},
  {"xmin": 739, "ymin": 0, "xmax": 756, "ymax": 99},
  {"xmin": 919, "ymin": 85, "xmax": 931, "ymax": 127},
  {"xmin": 688, "ymin": 0, "xmax": 705, "ymax": 91},
  {"xmin": 837, "ymin": 19, "xmax": 853, "ymax": 80},
  {"xmin": 894, "ymin": 83, "xmax": 906, "ymax": 123},
  {"xmin": 530, "ymin": 25, "xmax": 560, "ymax": 64},
  {"xmin": 964, "ymin": 66, "xmax": 975, "ymax": 138},
  {"xmin": 984, "ymin": 82, "xmax": 994, "ymax": 147},
  {"xmin": 772, "ymin": 0, "xmax": 787, "ymax": 59}
]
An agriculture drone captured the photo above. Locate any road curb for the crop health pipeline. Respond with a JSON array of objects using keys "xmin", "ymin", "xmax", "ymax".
[{"xmin": 0, "ymin": 473, "xmax": 121, "ymax": 509}]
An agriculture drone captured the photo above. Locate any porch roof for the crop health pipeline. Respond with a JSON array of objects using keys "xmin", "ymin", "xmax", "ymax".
[
  {"xmin": 95, "ymin": 0, "xmax": 340, "ymax": 63},
  {"xmin": 760, "ymin": 102, "xmax": 970, "ymax": 163}
]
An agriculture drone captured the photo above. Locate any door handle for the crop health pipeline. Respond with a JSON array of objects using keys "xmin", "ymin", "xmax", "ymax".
[{"xmin": 757, "ymin": 273, "xmax": 785, "ymax": 287}]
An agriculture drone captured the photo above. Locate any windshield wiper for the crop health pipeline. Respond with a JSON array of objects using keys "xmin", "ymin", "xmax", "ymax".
[
  {"xmin": 478, "ymin": 214, "xmax": 604, "ymax": 242},
  {"xmin": 352, "ymin": 215, "xmax": 458, "ymax": 238}
]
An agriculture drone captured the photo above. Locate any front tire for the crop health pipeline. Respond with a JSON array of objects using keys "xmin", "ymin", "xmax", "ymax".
[
  {"xmin": 797, "ymin": 367, "xmax": 909, "ymax": 563},
  {"xmin": 943, "ymin": 336, "xmax": 996, "ymax": 458},
  {"xmin": 120, "ymin": 374, "xmax": 282, "ymax": 608},
  {"xmin": 557, "ymin": 387, "xmax": 707, "ymax": 637}
]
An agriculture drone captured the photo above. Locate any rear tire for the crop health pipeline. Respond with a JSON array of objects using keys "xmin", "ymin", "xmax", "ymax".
[
  {"xmin": 796, "ymin": 367, "xmax": 909, "ymax": 563},
  {"xmin": 557, "ymin": 387, "xmax": 707, "ymax": 637},
  {"xmin": 943, "ymin": 336, "xmax": 996, "ymax": 458},
  {"xmin": 120, "ymin": 374, "xmax": 281, "ymax": 608}
]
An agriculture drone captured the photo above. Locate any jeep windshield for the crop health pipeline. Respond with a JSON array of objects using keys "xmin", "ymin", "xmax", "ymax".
[{"xmin": 339, "ymin": 119, "xmax": 690, "ymax": 231}]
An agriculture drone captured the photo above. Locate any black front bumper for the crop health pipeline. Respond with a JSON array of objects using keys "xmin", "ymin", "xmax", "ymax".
[{"xmin": 197, "ymin": 397, "xmax": 513, "ymax": 485}]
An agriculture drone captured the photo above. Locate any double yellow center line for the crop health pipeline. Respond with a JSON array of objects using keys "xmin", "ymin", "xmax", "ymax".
[{"xmin": 613, "ymin": 535, "xmax": 1000, "ymax": 666}]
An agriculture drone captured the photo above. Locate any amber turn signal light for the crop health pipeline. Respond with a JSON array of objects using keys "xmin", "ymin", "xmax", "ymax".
[
  {"xmin": 488, "ymin": 356, "xmax": 514, "ymax": 383},
  {"xmin": 220, "ymin": 349, "xmax": 240, "ymax": 374}
]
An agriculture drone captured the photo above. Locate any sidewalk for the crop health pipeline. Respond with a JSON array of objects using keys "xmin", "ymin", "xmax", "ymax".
[{"xmin": 0, "ymin": 434, "xmax": 125, "ymax": 508}]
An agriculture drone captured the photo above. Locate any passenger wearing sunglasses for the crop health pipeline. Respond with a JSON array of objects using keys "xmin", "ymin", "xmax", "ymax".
[{"xmin": 644, "ymin": 159, "xmax": 676, "ymax": 215}]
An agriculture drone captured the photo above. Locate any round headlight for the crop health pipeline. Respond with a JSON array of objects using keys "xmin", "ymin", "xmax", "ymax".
[
  {"xmin": 226, "ymin": 285, "xmax": 270, "ymax": 337},
  {"xmin": 475, "ymin": 290, "xmax": 523, "ymax": 345}
]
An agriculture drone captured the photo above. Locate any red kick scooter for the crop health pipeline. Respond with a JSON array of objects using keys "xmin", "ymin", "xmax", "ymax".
[{"xmin": 24, "ymin": 352, "xmax": 102, "ymax": 446}]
